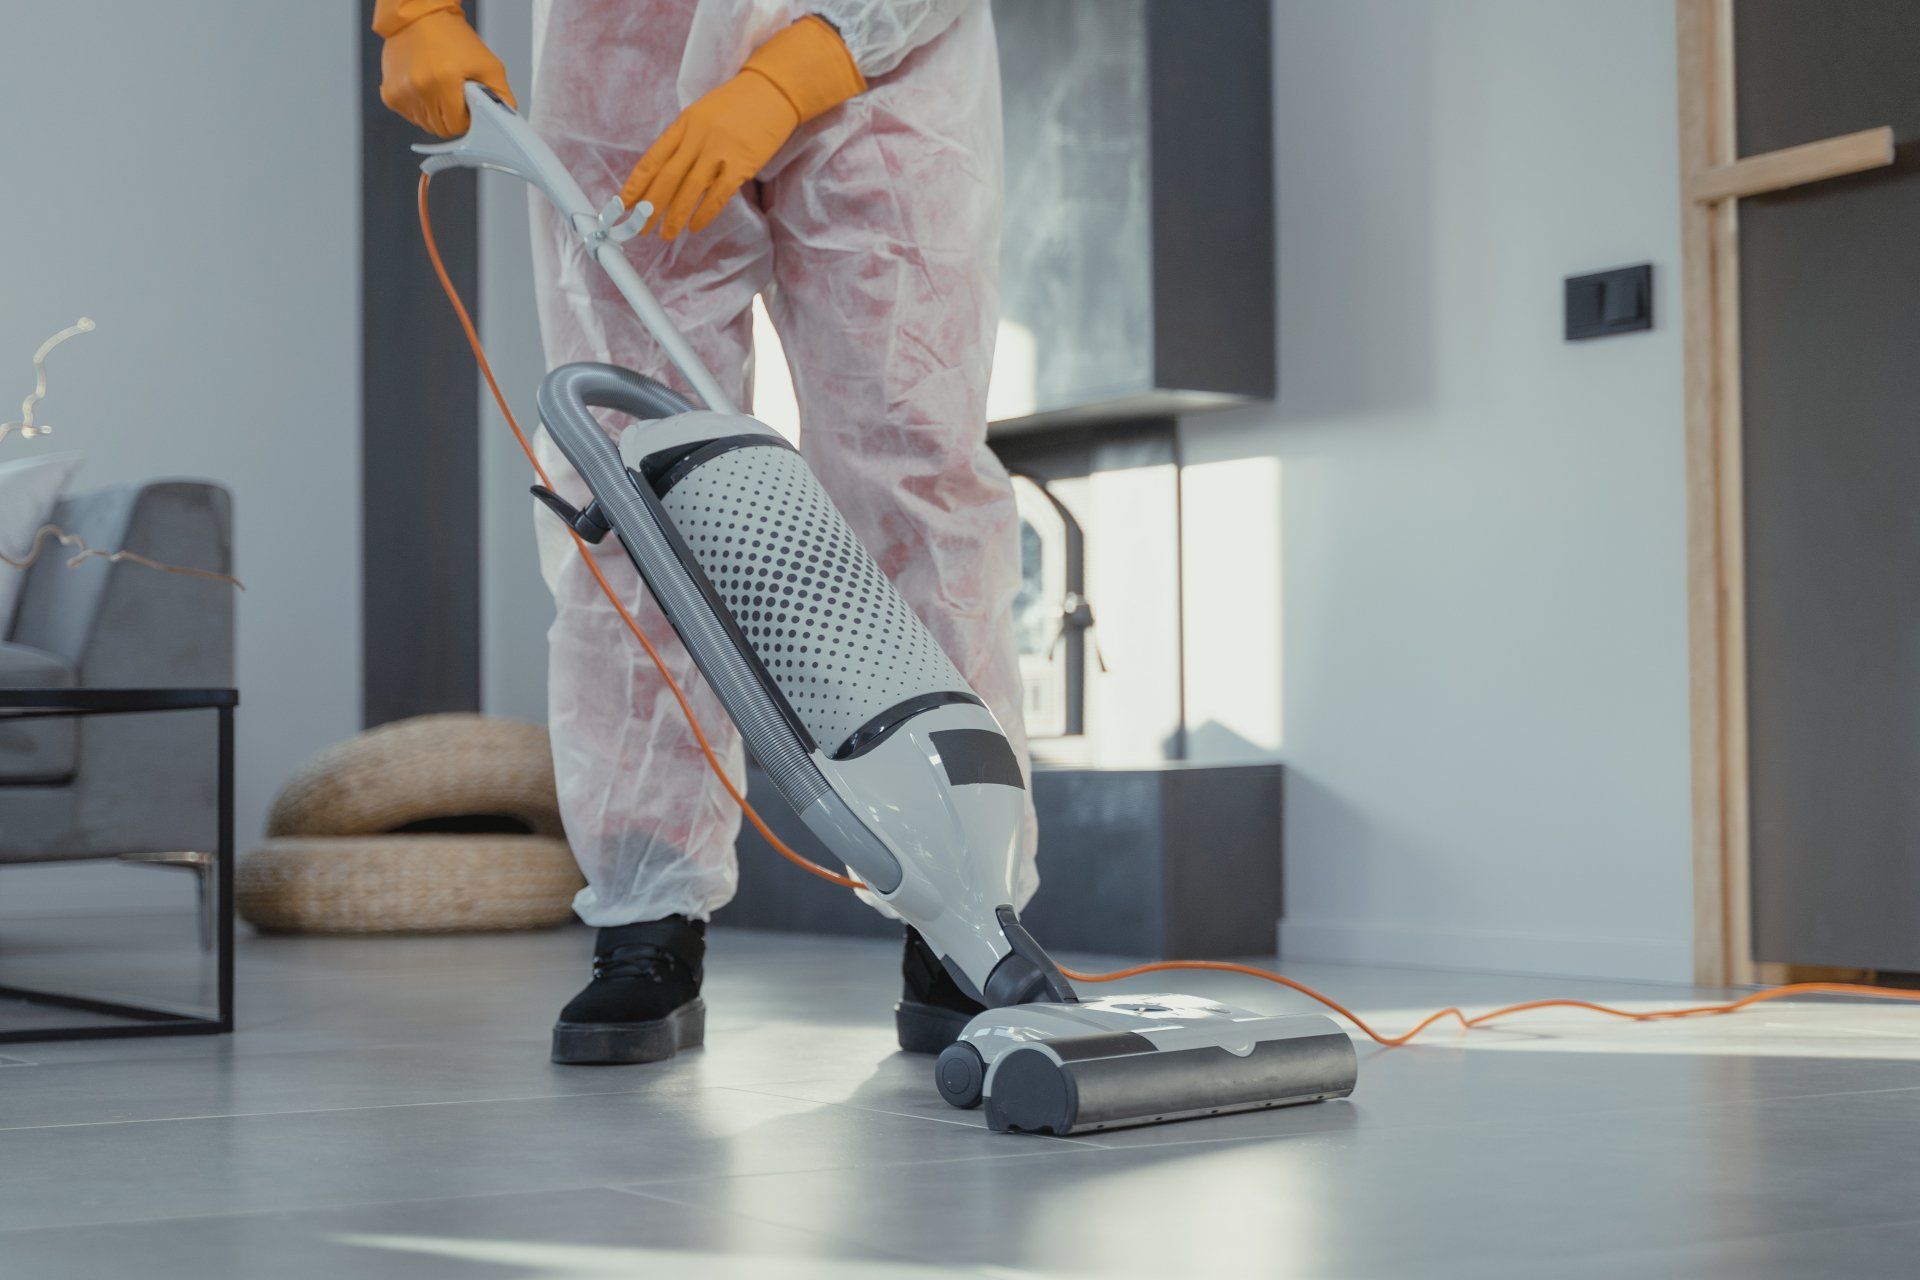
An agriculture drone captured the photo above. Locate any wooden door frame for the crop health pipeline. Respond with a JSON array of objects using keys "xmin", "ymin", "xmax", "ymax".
[{"xmin": 1676, "ymin": 0, "xmax": 1894, "ymax": 985}]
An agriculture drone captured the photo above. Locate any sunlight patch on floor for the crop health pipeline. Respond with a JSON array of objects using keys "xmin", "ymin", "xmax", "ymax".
[{"xmin": 1351, "ymin": 1000, "xmax": 1920, "ymax": 1059}]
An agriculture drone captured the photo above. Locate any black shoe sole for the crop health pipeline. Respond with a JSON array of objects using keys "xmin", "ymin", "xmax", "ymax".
[
  {"xmin": 896, "ymin": 998, "xmax": 977, "ymax": 1055},
  {"xmin": 551, "ymin": 998, "xmax": 705, "ymax": 1065}
]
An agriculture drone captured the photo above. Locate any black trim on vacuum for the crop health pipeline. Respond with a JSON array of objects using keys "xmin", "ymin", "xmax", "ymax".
[
  {"xmin": 833, "ymin": 690, "xmax": 985, "ymax": 760},
  {"xmin": 646, "ymin": 433, "xmax": 798, "ymax": 497},
  {"xmin": 984, "ymin": 904, "xmax": 1076, "ymax": 1004},
  {"xmin": 931, "ymin": 728, "xmax": 1026, "ymax": 789},
  {"xmin": 1046, "ymin": 1032, "xmax": 1159, "ymax": 1062}
]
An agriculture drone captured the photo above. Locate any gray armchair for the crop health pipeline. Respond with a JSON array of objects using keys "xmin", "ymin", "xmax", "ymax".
[{"xmin": 0, "ymin": 481, "xmax": 234, "ymax": 867}]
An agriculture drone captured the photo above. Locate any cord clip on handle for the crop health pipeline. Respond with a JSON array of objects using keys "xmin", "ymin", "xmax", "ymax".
[{"xmin": 531, "ymin": 485, "xmax": 612, "ymax": 544}]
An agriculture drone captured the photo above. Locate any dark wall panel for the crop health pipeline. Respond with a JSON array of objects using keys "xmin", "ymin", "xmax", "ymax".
[
  {"xmin": 1737, "ymin": 1, "xmax": 1920, "ymax": 968},
  {"xmin": 359, "ymin": 0, "xmax": 482, "ymax": 726},
  {"xmin": 1736, "ymin": 0, "xmax": 1920, "ymax": 155}
]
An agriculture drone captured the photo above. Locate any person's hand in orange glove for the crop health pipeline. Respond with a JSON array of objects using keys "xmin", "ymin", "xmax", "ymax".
[
  {"xmin": 620, "ymin": 16, "xmax": 866, "ymax": 240},
  {"xmin": 374, "ymin": 0, "xmax": 516, "ymax": 139}
]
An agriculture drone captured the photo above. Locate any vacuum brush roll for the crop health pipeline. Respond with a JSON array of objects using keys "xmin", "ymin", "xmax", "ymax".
[{"xmin": 978, "ymin": 1015, "xmax": 1359, "ymax": 1136}]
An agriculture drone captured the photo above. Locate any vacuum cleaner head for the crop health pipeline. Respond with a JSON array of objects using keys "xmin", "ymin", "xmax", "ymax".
[{"xmin": 937, "ymin": 995, "xmax": 1357, "ymax": 1135}]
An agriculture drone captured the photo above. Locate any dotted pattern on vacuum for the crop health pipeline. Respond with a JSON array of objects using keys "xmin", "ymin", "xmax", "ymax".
[{"xmin": 660, "ymin": 443, "xmax": 975, "ymax": 754}]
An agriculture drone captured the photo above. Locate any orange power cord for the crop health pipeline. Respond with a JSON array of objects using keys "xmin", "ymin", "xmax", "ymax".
[
  {"xmin": 1056, "ymin": 962, "xmax": 1920, "ymax": 1047},
  {"xmin": 419, "ymin": 173, "xmax": 1920, "ymax": 1048}
]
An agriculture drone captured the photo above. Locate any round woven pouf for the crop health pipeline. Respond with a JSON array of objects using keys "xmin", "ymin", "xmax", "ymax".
[
  {"xmin": 267, "ymin": 713, "xmax": 561, "ymax": 838},
  {"xmin": 237, "ymin": 835, "xmax": 583, "ymax": 934}
]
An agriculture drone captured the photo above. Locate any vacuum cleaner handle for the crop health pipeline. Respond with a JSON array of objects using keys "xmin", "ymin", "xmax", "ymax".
[{"xmin": 413, "ymin": 82, "xmax": 739, "ymax": 416}]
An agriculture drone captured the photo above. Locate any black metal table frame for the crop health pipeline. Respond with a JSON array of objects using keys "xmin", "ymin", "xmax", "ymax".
[{"xmin": 0, "ymin": 688, "xmax": 236, "ymax": 1043}]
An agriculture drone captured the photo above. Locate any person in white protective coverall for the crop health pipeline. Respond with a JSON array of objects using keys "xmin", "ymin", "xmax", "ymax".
[{"xmin": 374, "ymin": 0, "xmax": 1037, "ymax": 1065}]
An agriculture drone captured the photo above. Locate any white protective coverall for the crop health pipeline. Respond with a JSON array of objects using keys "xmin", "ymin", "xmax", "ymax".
[{"xmin": 527, "ymin": 0, "xmax": 1039, "ymax": 926}]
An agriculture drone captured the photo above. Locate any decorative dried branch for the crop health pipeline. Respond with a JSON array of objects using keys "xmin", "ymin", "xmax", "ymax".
[
  {"xmin": 0, "ymin": 523, "xmax": 244, "ymax": 590},
  {"xmin": 0, "ymin": 320, "xmax": 238, "ymax": 591},
  {"xmin": 1, "ymin": 317, "xmax": 94, "ymax": 445}
]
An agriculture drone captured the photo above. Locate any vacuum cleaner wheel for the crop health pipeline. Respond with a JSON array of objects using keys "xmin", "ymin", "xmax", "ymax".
[{"xmin": 935, "ymin": 1041, "xmax": 985, "ymax": 1109}]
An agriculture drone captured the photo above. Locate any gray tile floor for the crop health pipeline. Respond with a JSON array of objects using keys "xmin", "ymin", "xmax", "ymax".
[{"xmin": 5, "ymin": 925, "xmax": 1920, "ymax": 1278}]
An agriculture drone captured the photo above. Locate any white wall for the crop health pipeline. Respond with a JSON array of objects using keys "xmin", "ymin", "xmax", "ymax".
[
  {"xmin": 0, "ymin": 2, "xmax": 362, "ymax": 846},
  {"xmin": 1179, "ymin": 0, "xmax": 1694, "ymax": 980}
]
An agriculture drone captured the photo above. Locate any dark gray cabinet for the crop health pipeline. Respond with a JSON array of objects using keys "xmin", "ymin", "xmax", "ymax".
[{"xmin": 1737, "ymin": 0, "xmax": 1920, "ymax": 969}]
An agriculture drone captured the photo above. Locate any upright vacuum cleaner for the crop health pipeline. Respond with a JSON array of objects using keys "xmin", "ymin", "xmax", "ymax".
[{"xmin": 418, "ymin": 85, "xmax": 1358, "ymax": 1135}]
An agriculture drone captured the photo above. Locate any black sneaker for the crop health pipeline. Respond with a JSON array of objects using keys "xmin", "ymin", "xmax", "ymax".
[
  {"xmin": 551, "ymin": 916, "xmax": 707, "ymax": 1065},
  {"xmin": 896, "ymin": 926, "xmax": 986, "ymax": 1054}
]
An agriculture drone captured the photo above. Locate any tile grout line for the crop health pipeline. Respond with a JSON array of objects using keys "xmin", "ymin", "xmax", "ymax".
[
  {"xmin": 5, "ymin": 1018, "xmax": 866, "ymax": 1072},
  {"xmin": 0, "ymin": 1086, "xmax": 710, "ymax": 1134},
  {"xmin": 0, "ymin": 1180, "xmax": 649, "ymax": 1240}
]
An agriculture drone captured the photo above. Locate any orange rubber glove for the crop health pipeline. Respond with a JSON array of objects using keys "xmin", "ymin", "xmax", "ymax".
[
  {"xmin": 374, "ymin": 0, "xmax": 515, "ymax": 138},
  {"xmin": 620, "ymin": 16, "xmax": 867, "ymax": 240}
]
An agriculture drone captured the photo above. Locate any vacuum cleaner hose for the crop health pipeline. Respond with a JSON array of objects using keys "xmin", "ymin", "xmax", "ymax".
[{"xmin": 617, "ymin": 371, "xmax": 698, "ymax": 418}]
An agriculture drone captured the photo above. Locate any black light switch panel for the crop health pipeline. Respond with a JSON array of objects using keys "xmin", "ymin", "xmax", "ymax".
[{"xmin": 1565, "ymin": 263, "xmax": 1653, "ymax": 340}]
